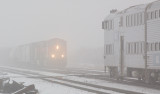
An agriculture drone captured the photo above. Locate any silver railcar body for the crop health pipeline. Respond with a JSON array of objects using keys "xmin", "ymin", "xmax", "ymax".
[{"xmin": 103, "ymin": 0, "xmax": 160, "ymax": 83}]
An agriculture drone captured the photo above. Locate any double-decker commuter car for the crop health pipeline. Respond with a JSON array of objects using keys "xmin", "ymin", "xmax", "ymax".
[{"xmin": 102, "ymin": 0, "xmax": 160, "ymax": 83}]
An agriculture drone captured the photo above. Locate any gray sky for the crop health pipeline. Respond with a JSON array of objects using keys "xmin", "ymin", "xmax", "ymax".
[{"xmin": 0, "ymin": 0, "xmax": 155, "ymax": 50}]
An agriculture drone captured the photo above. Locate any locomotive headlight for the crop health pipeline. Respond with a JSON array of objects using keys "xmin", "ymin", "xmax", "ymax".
[
  {"xmin": 51, "ymin": 54, "xmax": 55, "ymax": 58},
  {"xmin": 56, "ymin": 45, "xmax": 59, "ymax": 50},
  {"xmin": 61, "ymin": 54, "xmax": 64, "ymax": 58}
]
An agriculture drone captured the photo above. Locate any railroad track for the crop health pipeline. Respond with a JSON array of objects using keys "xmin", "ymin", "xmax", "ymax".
[
  {"xmin": 37, "ymin": 67, "xmax": 160, "ymax": 90},
  {"xmin": 1, "ymin": 66, "xmax": 160, "ymax": 90},
  {"xmin": 0, "ymin": 67, "xmax": 145, "ymax": 94},
  {"xmin": 23, "ymin": 66, "xmax": 160, "ymax": 90}
]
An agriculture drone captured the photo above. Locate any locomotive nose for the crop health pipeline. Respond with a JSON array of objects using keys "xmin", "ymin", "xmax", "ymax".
[
  {"xmin": 56, "ymin": 45, "xmax": 59, "ymax": 50},
  {"xmin": 61, "ymin": 54, "xmax": 64, "ymax": 58},
  {"xmin": 51, "ymin": 54, "xmax": 55, "ymax": 58}
]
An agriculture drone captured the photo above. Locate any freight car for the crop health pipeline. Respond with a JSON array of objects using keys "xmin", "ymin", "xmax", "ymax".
[
  {"xmin": 102, "ymin": 0, "xmax": 160, "ymax": 83},
  {"xmin": 10, "ymin": 38, "xmax": 67, "ymax": 68}
]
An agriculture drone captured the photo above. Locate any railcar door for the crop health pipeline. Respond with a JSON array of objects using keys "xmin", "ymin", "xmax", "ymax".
[
  {"xmin": 119, "ymin": 36, "xmax": 125, "ymax": 78},
  {"xmin": 114, "ymin": 16, "xmax": 125, "ymax": 78}
]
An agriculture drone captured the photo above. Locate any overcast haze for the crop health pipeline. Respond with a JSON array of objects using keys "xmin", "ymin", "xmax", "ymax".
[{"xmin": 0, "ymin": 0, "xmax": 156, "ymax": 67}]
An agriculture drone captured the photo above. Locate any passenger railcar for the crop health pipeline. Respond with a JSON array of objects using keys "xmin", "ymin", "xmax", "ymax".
[
  {"xmin": 10, "ymin": 38, "xmax": 67, "ymax": 68},
  {"xmin": 102, "ymin": 0, "xmax": 160, "ymax": 83}
]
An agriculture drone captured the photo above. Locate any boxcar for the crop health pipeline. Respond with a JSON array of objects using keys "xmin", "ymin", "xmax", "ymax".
[{"xmin": 10, "ymin": 38, "xmax": 67, "ymax": 68}]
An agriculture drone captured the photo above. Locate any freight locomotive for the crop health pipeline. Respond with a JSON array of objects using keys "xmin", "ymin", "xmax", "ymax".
[
  {"xmin": 102, "ymin": 0, "xmax": 160, "ymax": 83},
  {"xmin": 10, "ymin": 38, "xmax": 67, "ymax": 68}
]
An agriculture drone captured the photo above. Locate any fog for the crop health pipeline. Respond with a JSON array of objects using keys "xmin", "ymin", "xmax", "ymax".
[{"xmin": 0, "ymin": 0, "xmax": 156, "ymax": 69}]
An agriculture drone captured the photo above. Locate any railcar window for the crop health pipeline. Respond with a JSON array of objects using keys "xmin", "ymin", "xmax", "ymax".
[
  {"xmin": 102, "ymin": 21, "xmax": 107, "ymax": 30},
  {"xmin": 104, "ymin": 45, "xmax": 106, "ymax": 54},
  {"xmin": 132, "ymin": 15, "xmax": 134, "ymax": 26},
  {"xmin": 107, "ymin": 45, "xmax": 109, "ymax": 54},
  {"xmin": 141, "ymin": 42, "xmax": 143, "ymax": 53},
  {"xmin": 131, "ymin": 15, "xmax": 132, "ymax": 26},
  {"xmin": 126, "ymin": 42, "xmax": 143, "ymax": 54},
  {"xmin": 126, "ymin": 12, "xmax": 144, "ymax": 27},
  {"xmin": 147, "ymin": 43, "xmax": 150, "ymax": 51},
  {"xmin": 129, "ymin": 15, "xmax": 131, "ymax": 26},
  {"xmin": 108, "ymin": 45, "xmax": 111, "ymax": 54},
  {"xmin": 129, "ymin": 43, "xmax": 131, "ymax": 54},
  {"xmin": 109, "ymin": 45, "xmax": 111, "ymax": 54},
  {"xmin": 137, "ymin": 13, "xmax": 139, "ymax": 25},
  {"xmin": 159, "ymin": 43, "xmax": 160, "ymax": 51},
  {"xmin": 135, "ymin": 14, "xmax": 138, "ymax": 26},
  {"xmin": 127, "ymin": 43, "xmax": 129, "ymax": 54},
  {"xmin": 133, "ymin": 14, "xmax": 136, "ymax": 26},
  {"xmin": 107, "ymin": 21, "xmax": 109, "ymax": 29},
  {"xmin": 119, "ymin": 17, "xmax": 123, "ymax": 27},
  {"xmin": 139, "ymin": 42, "xmax": 142, "ymax": 54},
  {"xmin": 134, "ymin": 14, "xmax": 136, "ymax": 26},
  {"xmin": 133, "ymin": 43, "xmax": 135, "ymax": 54},
  {"xmin": 105, "ymin": 44, "xmax": 114, "ymax": 55},
  {"xmin": 146, "ymin": 10, "xmax": 160, "ymax": 20},
  {"xmin": 155, "ymin": 10, "xmax": 159, "ymax": 19},
  {"xmin": 110, "ymin": 20, "xmax": 112, "ymax": 30},
  {"xmin": 102, "ymin": 20, "xmax": 114, "ymax": 30},
  {"xmin": 136, "ymin": 14, "xmax": 138, "ymax": 26},
  {"xmin": 151, "ymin": 11, "xmax": 155, "ymax": 19},
  {"xmin": 151, "ymin": 43, "xmax": 155, "ymax": 51},
  {"xmin": 108, "ymin": 21, "xmax": 110, "ymax": 30},
  {"xmin": 136, "ymin": 43, "xmax": 139, "ymax": 54},
  {"xmin": 155, "ymin": 43, "xmax": 157, "ymax": 51},
  {"xmin": 149, "ymin": 43, "xmax": 151, "ymax": 51},
  {"xmin": 142, "ymin": 13, "xmax": 144, "ymax": 24},
  {"xmin": 126, "ymin": 43, "xmax": 128, "ymax": 54},
  {"xmin": 102, "ymin": 21, "xmax": 105, "ymax": 29},
  {"xmin": 126, "ymin": 16, "xmax": 128, "ymax": 27},
  {"xmin": 150, "ymin": 43, "xmax": 153, "ymax": 51},
  {"xmin": 133, "ymin": 14, "xmax": 135, "ymax": 26},
  {"xmin": 134, "ymin": 43, "xmax": 136, "ymax": 54},
  {"xmin": 147, "ymin": 42, "xmax": 160, "ymax": 51},
  {"xmin": 112, "ymin": 45, "xmax": 114, "ymax": 54},
  {"xmin": 102, "ymin": 21, "xmax": 104, "ymax": 29},
  {"xmin": 155, "ymin": 43, "xmax": 159, "ymax": 51},
  {"xmin": 108, "ymin": 45, "xmax": 110, "ymax": 54},
  {"xmin": 151, "ymin": 12, "xmax": 153, "ymax": 19},
  {"xmin": 131, "ymin": 43, "xmax": 133, "ymax": 54},
  {"xmin": 110, "ymin": 45, "xmax": 112, "ymax": 54},
  {"xmin": 147, "ymin": 12, "xmax": 151, "ymax": 20},
  {"xmin": 129, "ymin": 15, "xmax": 131, "ymax": 27},
  {"xmin": 107, "ymin": 21, "xmax": 109, "ymax": 30},
  {"xmin": 105, "ymin": 21, "xmax": 107, "ymax": 29},
  {"xmin": 108, "ymin": 45, "xmax": 109, "ymax": 54},
  {"xmin": 128, "ymin": 15, "xmax": 130, "ymax": 27},
  {"xmin": 159, "ymin": 10, "xmax": 160, "ymax": 18},
  {"xmin": 106, "ymin": 45, "xmax": 108, "ymax": 54},
  {"xmin": 112, "ymin": 20, "xmax": 114, "ymax": 29},
  {"xmin": 140, "ymin": 13, "xmax": 142, "ymax": 25},
  {"xmin": 154, "ymin": 43, "xmax": 156, "ymax": 51}
]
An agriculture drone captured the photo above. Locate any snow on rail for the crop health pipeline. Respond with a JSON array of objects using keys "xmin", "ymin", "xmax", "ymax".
[{"xmin": 1, "ymin": 66, "xmax": 160, "ymax": 94}]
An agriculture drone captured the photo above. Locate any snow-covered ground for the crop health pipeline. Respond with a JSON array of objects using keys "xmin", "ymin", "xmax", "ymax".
[
  {"xmin": 1, "ymin": 66, "xmax": 160, "ymax": 94},
  {"xmin": 62, "ymin": 76, "xmax": 160, "ymax": 94},
  {"xmin": 1, "ymin": 73, "xmax": 95, "ymax": 94}
]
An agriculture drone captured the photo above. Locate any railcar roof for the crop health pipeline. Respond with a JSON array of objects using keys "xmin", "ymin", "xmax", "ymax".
[{"xmin": 104, "ymin": 0, "xmax": 159, "ymax": 20}]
